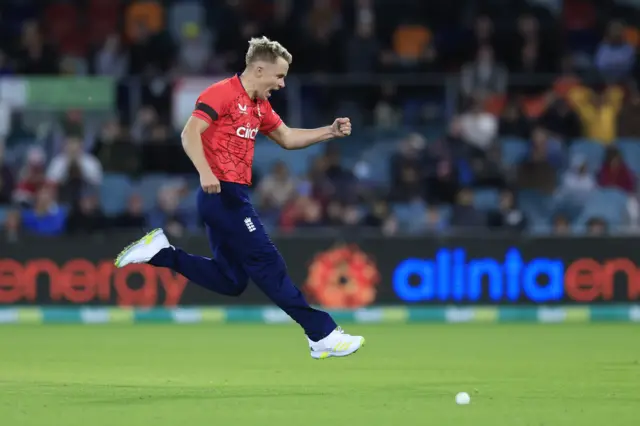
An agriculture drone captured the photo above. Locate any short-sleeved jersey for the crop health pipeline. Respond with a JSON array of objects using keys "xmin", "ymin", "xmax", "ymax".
[{"xmin": 191, "ymin": 74, "xmax": 283, "ymax": 185}]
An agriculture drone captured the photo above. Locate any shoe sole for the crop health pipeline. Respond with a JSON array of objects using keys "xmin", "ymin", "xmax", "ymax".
[
  {"xmin": 311, "ymin": 337, "xmax": 366, "ymax": 360},
  {"xmin": 114, "ymin": 228, "xmax": 163, "ymax": 268}
]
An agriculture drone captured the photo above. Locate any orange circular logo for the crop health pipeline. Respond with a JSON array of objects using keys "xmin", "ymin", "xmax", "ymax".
[{"xmin": 304, "ymin": 244, "xmax": 380, "ymax": 308}]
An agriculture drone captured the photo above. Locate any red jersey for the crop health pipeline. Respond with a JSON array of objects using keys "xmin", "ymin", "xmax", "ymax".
[{"xmin": 191, "ymin": 74, "xmax": 283, "ymax": 185}]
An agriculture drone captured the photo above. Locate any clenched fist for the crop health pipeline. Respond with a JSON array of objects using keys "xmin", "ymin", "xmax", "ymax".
[
  {"xmin": 201, "ymin": 172, "xmax": 221, "ymax": 194},
  {"xmin": 331, "ymin": 117, "xmax": 352, "ymax": 138}
]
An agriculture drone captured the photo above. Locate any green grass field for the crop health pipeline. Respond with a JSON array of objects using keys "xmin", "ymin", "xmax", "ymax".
[{"xmin": 1, "ymin": 324, "xmax": 639, "ymax": 426}]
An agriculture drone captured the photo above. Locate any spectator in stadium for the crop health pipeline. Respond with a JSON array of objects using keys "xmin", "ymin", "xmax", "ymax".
[
  {"xmin": 595, "ymin": 21, "xmax": 635, "ymax": 84},
  {"xmin": 297, "ymin": 196, "xmax": 326, "ymax": 229},
  {"xmin": 487, "ymin": 189, "xmax": 528, "ymax": 232},
  {"xmin": 176, "ymin": 23, "xmax": 213, "ymax": 75},
  {"xmin": 516, "ymin": 130, "xmax": 559, "ymax": 195},
  {"xmin": 554, "ymin": 154, "xmax": 596, "ymax": 217},
  {"xmin": 460, "ymin": 45, "xmax": 508, "ymax": 99},
  {"xmin": 148, "ymin": 181, "xmax": 191, "ymax": 238},
  {"xmin": 528, "ymin": 126, "xmax": 564, "ymax": 169},
  {"xmin": 46, "ymin": 136, "xmax": 103, "ymax": 205},
  {"xmin": 464, "ymin": 15, "xmax": 499, "ymax": 63},
  {"xmin": 140, "ymin": 124, "xmax": 187, "ymax": 174},
  {"xmin": 458, "ymin": 97, "xmax": 498, "ymax": 153},
  {"xmin": 438, "ymin": 116, "xmax": 473, "ymax": 161},
  {"xmin": 513, "ymin": 43, "xmax": 547, "ymax": 96},
  {"xmin": 469, "ymin": 144, "xmax": 508, "ymax": 189},
  {"xmin": 567, "ymin": 83, "xmax": 624, "ymax": 145},
  {"xmin": 279, "ymin": 195, "xmax": 325, "ymax": 232},
  {"xmin": 12, "ymin": 146, "xmax": 47, "ymax": 208},
  {"xmin": 450, "ymin": 188, "xmax": 486, "ymax": 229},
  {"xmin": 597, "ymin": 146, "xmax": 636, "ymax": 193},
  {"xmin": 617, "ymin": 92, "xmax": 640, "ymax": 138},
  {"xmin": 391, "ymin": 162, "xmax": 424, "ymax": 203},
  {"xmin": 345, "ymin": 11, "xmax": 380, "ymax": 75},
  {"xmin": 92, "ymin": 119, "xmax": 140, "ymax": 176},
  {"xmin": 390, "ymin": 133, "xmax": 427, "ymax": 202},
  {"xmin": 20, "ymin": 187, "xmax": 66, "ymax": 236},
  {"xmin": 0, "ymin": 143, "xmax": 14, "ymax": 205},
  {"xmin": 299, "ymin": 1, "xmax": 343, "ymax": 74},
  {"xmin": 425, "ymin": 159, "xmax": 459, "ymax": 205},
  {"xmin": 321, "ymin": 144, "xmax": 357, "ymax": 202},
  {"xmin": 391, "ymin": 133, "xmax": 426, "ymax": 171},
  {"xmin": 326, "ymin": 200, "xmax": 347, "ymax": 226},
  {"xmin": 510, "ymin": 14, "xmax": 557, "ymax": 74},
  {"xmin": 59, "ymin": 110, "xmax": 85, "ymax": 140},
  {"xmin": 93, "ymin": 34, "xmax": 129, "ymax": 78},
  {"xmin": 3, "ymin": 208, "xmax": 20, "ymax": 243},
  {"xmin": 539, "ymin": 95, "xmax": 581, "ymax": 142},
  {"xmin": 498, "ymin": 98, "xmax": 532, "ymax": 139},
  {"xmin": 15, "ymin": 21, "xmax": 59, "ymax": 75},
  {"xmin": 127, "ymin": 16, "xmax": 175, "ymax": 76},
  {"xmin": 411, "ymin": 205, "xmax": 447, "ymax": 234},
  {"xmin": 256, "ymin": 161, "xmax": 298, "ymax": 214},
  {"xmin": 112, "ymin": 194, "xmax": 147, "ymax": 230},
  {"xmin": 345, "ymin": 203, "xmax": 365, "ymax": 226},
  {"xmin": 361, "ymin": 199, "xmax": 398, "ymax": 235},
  {"xmin": 130, "ymin": 105, "xmax": 159, "ymax": 144},
  {"xmin": 552, "ymin": 213, "xmax": 572, "ymax": 235},
  {"xmin": 126, "ymin": 0, "xmax": 164, "ymax": 41},
  {"xmin": 65, "ymin": 190, "xmax": 109, "ymax": 235},
  {"xmin": 373, "ymin": 83, "xmax": 401, "ymax": 128},
  {"xmin": 586, "ymin": 217, "xmax": 608, "ymax": 235},
  {"xmin": 300, "ymin": 156, "xmax": 334, "ymax": 207}
]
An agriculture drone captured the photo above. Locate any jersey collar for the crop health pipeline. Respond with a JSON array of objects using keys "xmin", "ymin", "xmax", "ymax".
[{"xmin": 233, "ymin": 73, "xmax": 258, "ymax": 103}]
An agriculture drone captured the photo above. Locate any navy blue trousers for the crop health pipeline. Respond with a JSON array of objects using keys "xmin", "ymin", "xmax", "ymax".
[{"xmin": 149, "ymin": 181, "xmax": 337, "ymax": 341}]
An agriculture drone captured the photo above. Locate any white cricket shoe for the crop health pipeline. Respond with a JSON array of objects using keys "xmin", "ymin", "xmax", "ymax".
[
  {"xmin": 308, "ymin": 327, "xmax": 365, "ymax": 359},
  {"xmin": 114, "ymin": 228, "xmax": 171, "ymax": 268}
]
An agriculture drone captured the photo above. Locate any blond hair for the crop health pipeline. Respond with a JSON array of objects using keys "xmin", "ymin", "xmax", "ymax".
[{"xmin": 245, "ymin": 36, "xmax": 292, "ymax": 65}]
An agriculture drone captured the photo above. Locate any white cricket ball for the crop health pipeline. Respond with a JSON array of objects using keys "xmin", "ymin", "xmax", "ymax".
[{"xmin": 455, "ymin": 392, "xmax": 470, "ymax": 405}]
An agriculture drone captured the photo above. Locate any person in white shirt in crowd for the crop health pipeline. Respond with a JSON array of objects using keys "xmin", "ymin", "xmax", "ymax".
[
  {"xmin": 553, "ymin": 154, "xmax": 596, "ymax": 218},
  {"xmin": 46, "ymin": 136, "xmax": 103, "ymax": 204},
  {"xmin": 461, "ymin": 45, "xmax": 508, "ymax": 99},
  {"xmin": 458, "ymin": 96, "xmax": 498, "ymax": 152}
]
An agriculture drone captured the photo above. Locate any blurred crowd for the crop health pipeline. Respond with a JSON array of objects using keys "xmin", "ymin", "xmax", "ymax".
[{"xmin": 2, "ymin": 0, "xmax": 640, "ymax": 241}]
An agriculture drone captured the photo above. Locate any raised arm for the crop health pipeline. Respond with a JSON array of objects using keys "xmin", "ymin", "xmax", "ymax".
[{"xmin": 266, "ymin": 118, "xmax": 352, "ymax": 150}]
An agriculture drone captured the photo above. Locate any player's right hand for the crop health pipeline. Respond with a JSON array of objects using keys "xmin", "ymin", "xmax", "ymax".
[{"xmin": 201, "ymin": 173, "xmax": 221, "ymax": 194}]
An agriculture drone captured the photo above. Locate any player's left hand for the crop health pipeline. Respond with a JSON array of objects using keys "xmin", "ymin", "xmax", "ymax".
[{"xmin": 331, "ymin": 117, "xmax": 351, "ymax": 138}]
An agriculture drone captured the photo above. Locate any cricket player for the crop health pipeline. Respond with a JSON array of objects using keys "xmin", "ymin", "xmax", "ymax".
[{"xmin": 114, "ymin": 36, "xmax": 364, "ymax": 359}]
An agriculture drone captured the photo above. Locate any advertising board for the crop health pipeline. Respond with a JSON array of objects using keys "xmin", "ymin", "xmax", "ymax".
[{"xmin": 2, "ymin": 235, "xmax": 639, "ymax": 307}]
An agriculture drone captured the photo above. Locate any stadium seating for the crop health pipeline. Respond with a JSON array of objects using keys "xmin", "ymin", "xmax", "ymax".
[
  {"xmin": 101, "ymin": 173, "xmax": 133, "ymax": 216},
  {"xmin": 574, "ymin": 188, "xmax": 629, "ymax": 232},
  {"xmin": 473, "ymin": 188, "xmax": 500, "ymax": 211},
  {"xmin": 568, "ymin": 139, "xmax": 605, "ymax": 173},
  {"xmin": 616, "ymin": 139, "xmax": 640, "ymax": 175},
  {"xmin": 5, "ymin": 134, "xmax": 635, "ymax": 232},
  {"xmin": 500, "ymin": 137, "xmax": 529, "ymax": 168},
  {"xmin": 137, "ymin": 174, "xmax": 172, "ymax": 212},
  {"xmin": 517, "ymin": 189, "xmax": 555, "ymax": 227}
]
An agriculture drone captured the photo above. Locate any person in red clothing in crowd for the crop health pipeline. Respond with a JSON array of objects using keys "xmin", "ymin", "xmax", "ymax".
[
  {"xmin": 12, "ymin": 146, "xmax": 48, "ymax": 207},
  {"xmin": 597, "ymin": 146, "xmax": 636, "ymax": 193}
]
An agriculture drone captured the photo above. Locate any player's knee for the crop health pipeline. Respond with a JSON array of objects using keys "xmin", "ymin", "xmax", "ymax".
[{"xmin": 244, "ymin": 248, "xmax": 287, "ymax": 281}]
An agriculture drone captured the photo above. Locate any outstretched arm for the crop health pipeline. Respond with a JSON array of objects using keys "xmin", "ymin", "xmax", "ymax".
[{"xmin": 267, "ymin": 118, "xmax": 351, "ymax": 150}]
